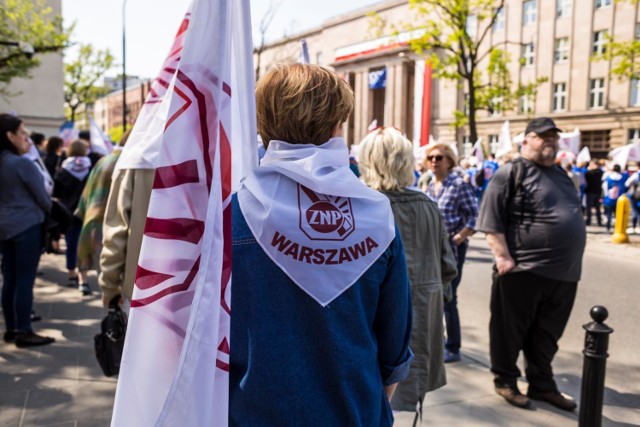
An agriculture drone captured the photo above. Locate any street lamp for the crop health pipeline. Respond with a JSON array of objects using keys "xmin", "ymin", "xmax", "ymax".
[
  {"xmin": 0, "ymin": 41, "xmax": 35, "ymax": 60},
  {"xmin": 122, "ymin": 0, "xmax": 128, "ymax": 132}
]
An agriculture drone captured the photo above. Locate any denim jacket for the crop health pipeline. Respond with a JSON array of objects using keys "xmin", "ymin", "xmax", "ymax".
[{"xmin": 229, "ymin": 195, "xmax": 413, "ymax": 426}]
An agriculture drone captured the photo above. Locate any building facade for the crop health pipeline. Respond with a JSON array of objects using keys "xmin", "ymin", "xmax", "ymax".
[
  {"xmin": 0, "ymin": 0, "xmax": 65, "ymax": 136},
  {"xmin": 92, "ymin": 78, "xmax": 151, "ymax": 132},
  {"xmin": 257, "ymin": 0, "xmax": 640, "ymax": 159}
]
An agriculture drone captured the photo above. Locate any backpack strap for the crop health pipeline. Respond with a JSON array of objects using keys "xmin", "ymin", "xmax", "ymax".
[{"xmin": 505, "ymin": 158, "xmax": 527, "ymax": 225}]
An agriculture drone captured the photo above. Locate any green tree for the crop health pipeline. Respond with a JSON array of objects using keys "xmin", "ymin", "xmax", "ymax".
[
  {"xmin": 591, "ymin": 0, "xmax": 640, "ymax": 80},
  {"xmin": 0, "ymin": 0, "xmax": 70, "ymax": 96},
  {"xmin": 595, "ymin": 36, "xmax": 640, "ymax": 81},
  {"xmin": 376, "ymin": 0, "xmax": 545, "ymax": 143},
  {"xmin": 64, "ymin": 43, "xmax": 114, "ymax": 123}
]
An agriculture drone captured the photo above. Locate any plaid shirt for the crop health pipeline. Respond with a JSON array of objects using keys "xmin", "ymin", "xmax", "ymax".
[{"xmin": 426, "ymin": 172, "xmax": 478, "ymax": 237}]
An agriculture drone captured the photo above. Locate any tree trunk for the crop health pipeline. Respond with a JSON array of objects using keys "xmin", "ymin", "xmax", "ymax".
[
  {"xmin": 255, "ymin": 51, "xmax": 262, "ymax": 83},
  {"xmin": 70, "ymin": 106, "xmax": 77, "ymax": 123},
  {"xmin": 467, "ymin": 75, "xmax": 478, "ymax": 144}
]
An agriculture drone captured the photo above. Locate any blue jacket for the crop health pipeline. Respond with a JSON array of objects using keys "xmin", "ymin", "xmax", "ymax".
[{"xmin": 229, "ymin": 195, "xmax": 413, "ymax": 426}]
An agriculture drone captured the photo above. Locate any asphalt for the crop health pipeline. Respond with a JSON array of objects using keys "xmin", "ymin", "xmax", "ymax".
[{"xmin": 0, "ymin": 226, "xmax": 638, "ymax": 427}]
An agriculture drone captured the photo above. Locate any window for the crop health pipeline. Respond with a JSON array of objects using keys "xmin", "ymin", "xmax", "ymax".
[
  {"xmin": 555, "ymin": 38, "xmax": 569, "ymax": 63},
  {"xmin": 490, "ymin": 96, "xmax": 503, "ymax": 116},
  {"xmin": 493, "ymin": 7, "xmax": 505, "ymax": 31},
  {"xmin": 582, "ymin": 130, "xmax": 610, "ymax": 157},
  {"xmin": 630, "ymin": 78, "xmax": 640, "ymax": 106},
  {"xmin": 590, "ymin": 78, "xmax": 605, "ymax": 109},
  {"xmin": 557, "ymin": 0, "xmax": 572, "ymax": 17},
  {"xmin": 628, "ymin": 129, "xmax": 640, "ymax": 144},
  {"xmin": 636, "ymin": 23, "xmax": 640, "ymax": 40},
  {"xmin": 489, "ymin": 134, "xmax": 500, "ymax": 155},
  {"xmin": 523, "ymin": 0, "xmax": 537, "ymax": 25},
  {"xmin": 520, "ymin": 94, "xmax": 534, "ymax": 113},
  {"xmin": 466, "ymin": 14, "xmax": 478, "ymax": 37},
  {"xmin": 592, "ymin": 31, "xmax": 607, "ymax": 55},
  {"xmin": 553, "ymin": 82, "xmax": 567, "ymax": 111},
  {"xmin": 595, "ymin": 0, "xmax": 612, "ymax": 9},
  {"xmin": 522, "ymin": 43, "xmax": 535, "ymax": 66}
]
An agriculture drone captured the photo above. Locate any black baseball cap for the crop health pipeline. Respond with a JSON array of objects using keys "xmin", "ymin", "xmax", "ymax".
[{"xmin": 525, "ymin": 117, "xmax": 562, "ymax": 135}]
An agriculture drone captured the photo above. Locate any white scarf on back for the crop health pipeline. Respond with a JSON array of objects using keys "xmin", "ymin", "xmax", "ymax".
[{"xmin": 238, "ymin": 137, "xmax": 395, "ymax": 306}]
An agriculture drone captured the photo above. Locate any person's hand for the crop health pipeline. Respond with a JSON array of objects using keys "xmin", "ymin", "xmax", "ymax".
[
  {"xmin": 495, "ymin": 255, "xmax": 516, "ymax": 276},
  {"xmin": 452, "ymin": 233, "xmax": 465, "ymax": 246},
  {"xmin": 103, "ymin": 295, "xmax": 124, "ymax": 309}
]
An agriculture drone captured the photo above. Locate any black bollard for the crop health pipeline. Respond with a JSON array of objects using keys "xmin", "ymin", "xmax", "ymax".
[{"xmin": 579, "ymin": 306, "xmax": 614, "ymax": 427}]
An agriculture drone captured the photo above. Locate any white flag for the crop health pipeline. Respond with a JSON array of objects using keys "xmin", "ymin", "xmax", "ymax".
[
  {"xmin": 89, "ymin": 118, "xmax": 113, "ymax": 156},
  {"xmin": 513, "ymin": 132, "xmax": 525, "ymax": 145},
  {"xmin": 610, "ymin": 141, "xmax": 640, "ymax": 168},
  {"xmin": 110, "ymin": 1, "xmax": 256, "ymax": 426},
  {"xmin": 495, "ymin": 120, "xmax": 513, "ymax": 159},
  {"xmin": 115, "ymin": 8, "xmax": 192, "ymax": 171},
  {"xmin": 576, "ymin": 146, "xmax": 591, "ymax": 164},
  {"xmin": 472, "ymin": 138, "xmax": 484, "ymax": 164},
  {"xmin": 558, "ymin": 128, "xmax": 581, "ymax": 155}
]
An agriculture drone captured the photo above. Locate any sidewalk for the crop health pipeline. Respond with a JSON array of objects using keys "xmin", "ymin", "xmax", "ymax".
[{"xmin": 1, "ymin": 227, "xmax": 638, "ymax": 426}]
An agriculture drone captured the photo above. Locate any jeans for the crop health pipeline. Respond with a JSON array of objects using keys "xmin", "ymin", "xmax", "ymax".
[
  {"xmin": 1, "ymin": 224, "xmax": 42, "ymax": 332},
  {"xmin": 65, "ymin": 221, "xmax": 81, "ymax": 271},
  {"xmin": 444, "ymin": 240, "xmax": 468, "ymax": 354}
]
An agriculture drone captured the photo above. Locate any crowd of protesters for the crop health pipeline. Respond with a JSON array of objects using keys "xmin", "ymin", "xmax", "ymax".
[
  {"xmin": 2, "ymin": 63, "xmax": 640, "ymax": 424},
  {"xmin": 0, "ymin": 113, "xmax": 128, "ymax": 348}
]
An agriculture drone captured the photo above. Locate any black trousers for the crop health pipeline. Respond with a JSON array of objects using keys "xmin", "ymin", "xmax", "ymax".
[{"xmin": 489, "ymin": 269, "xmax": 577, "ymax": 393}]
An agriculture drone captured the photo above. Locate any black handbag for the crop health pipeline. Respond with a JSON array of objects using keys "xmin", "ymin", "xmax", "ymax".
[
  {"xmin": 49, "ymin": 199, "xmax": 75, "ymax": 233},
  {"xmin": 94, "ymin": 296, "xmax": 127, "ymax": 377}
]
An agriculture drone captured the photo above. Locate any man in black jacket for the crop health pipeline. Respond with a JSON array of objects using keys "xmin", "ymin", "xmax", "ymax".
[{"xmin": 584, "ymin": 160, "xmax": 604, "ymax": 226}]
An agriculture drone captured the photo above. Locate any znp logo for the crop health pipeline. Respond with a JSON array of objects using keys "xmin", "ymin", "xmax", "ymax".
[{"xmin": 297, "ymin": 184, "xmax": 355, "ymax": 241}]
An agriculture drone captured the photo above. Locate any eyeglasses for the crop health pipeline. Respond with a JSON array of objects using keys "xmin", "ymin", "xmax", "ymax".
[
  {"xmin": 527, "ymin": 132, "xmax": 559, "ymax": 141},
  {"xmin": 427, "ymin": 155, "xmax": 445, "ymax": 162}
]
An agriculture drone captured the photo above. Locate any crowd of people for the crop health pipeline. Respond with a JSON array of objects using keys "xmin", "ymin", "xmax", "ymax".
[
  {"xmin": 448, "ymin": 148, "xmax": 640, "ymax": 234},
  {"xmin": 0, "ymin": 114, "xmax": 127, "ymax": 347},
  {"xmin": 2, "ymin": 63, "xmax": 639, "ymax": 424}
]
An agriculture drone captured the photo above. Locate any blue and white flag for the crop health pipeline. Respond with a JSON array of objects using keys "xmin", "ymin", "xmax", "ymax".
[
  {"xmin": 298, "ymin": 39, "xmax": 310, "ymax": 64},
  {"xmin": 59, "ymin": 120, "xmax": 78, "ymax": 146},
  {"xmin": 368, "ymin": 67, "xmax": 386, "ymax": 89}
]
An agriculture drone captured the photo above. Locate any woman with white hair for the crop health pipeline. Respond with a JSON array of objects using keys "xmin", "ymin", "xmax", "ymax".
[
  {"xmin": 424, "ymin": 142, "xmax": 478, "ymax": 363},
  {"xmin": 359, "ymin": 127, "xmax": 457, "ymax": 418}
]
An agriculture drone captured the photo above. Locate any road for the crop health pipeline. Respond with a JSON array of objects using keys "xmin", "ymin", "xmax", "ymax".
[{"xmin": 450, "ymin": 232, "xmax": 640, "ymax": 425}]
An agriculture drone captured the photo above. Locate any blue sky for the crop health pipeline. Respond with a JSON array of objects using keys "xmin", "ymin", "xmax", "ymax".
[{"xmin": 62, "ymin": 0, "xmax": 378, "ymax": 78}]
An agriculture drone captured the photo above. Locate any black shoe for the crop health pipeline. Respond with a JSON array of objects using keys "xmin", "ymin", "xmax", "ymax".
[
  {"xmin": 80, "ymin": 283, "xmax": 92, "ymax": 296},
  {"xmin": 67, "ymin": 276, "xmax": 79, "ymax": 288},
  {"xmin": 495, "ymin": 385, "xmax": 532, "ymax": 409},
  {"xmin": 14, "ymin": 331, "xmax": 55, "ymax": 348},
  {"xmin": 527, "ymin": 390, "xmax": 577, "ymax": 411},
  {"xmin": 3, "ymin": 331, "xmax": 16, "ymax": 343},
  {"xmin": 31, "ymin": 311, "xmax": 42, "ymax": 322}
]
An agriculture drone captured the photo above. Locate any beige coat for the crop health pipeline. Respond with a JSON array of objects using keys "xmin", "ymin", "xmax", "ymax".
[
  {"xmin": 99, "ymin": 168, "xmax": 154, "ymax": 302},
  {"xmin": 385, "ymin": 190, "xmax": 458, "ymax": 412}
]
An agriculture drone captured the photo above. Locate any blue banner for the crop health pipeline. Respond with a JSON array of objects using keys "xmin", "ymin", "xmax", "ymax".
[{"xmin": 368, "ymin": 67, "xmax": 386, "ymax": 89}]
